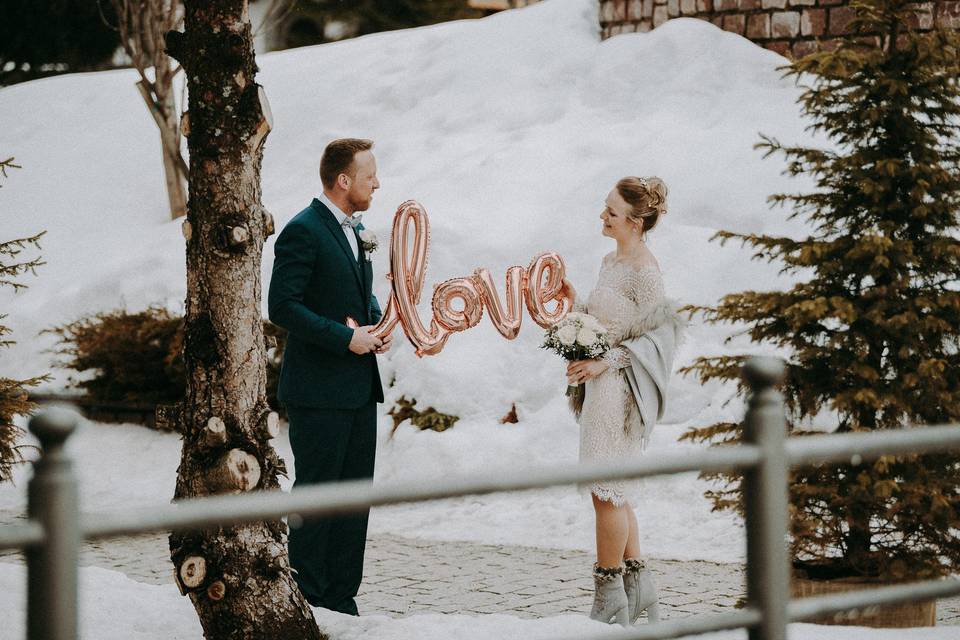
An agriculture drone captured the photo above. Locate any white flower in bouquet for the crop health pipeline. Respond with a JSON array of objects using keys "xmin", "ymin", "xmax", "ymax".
[
  {"xmin": 542, "ymin": 312, "xmax": 611, "ymax": 397},
  {"xmin": 557, "ymin": 324, "xmax": 578, "ymax": 346},
  {"xmin": 586, "ymin": 316, "xmax": 605, "ymax": 333},
  {"xmin": 576, "ymin": 327, "xmax": 597, "ymax": 346}
]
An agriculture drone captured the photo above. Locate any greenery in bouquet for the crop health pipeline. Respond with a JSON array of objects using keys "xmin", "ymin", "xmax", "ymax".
[{"xmin": 543, "ymin": 312, "xmax": 609, "ymax": 396}]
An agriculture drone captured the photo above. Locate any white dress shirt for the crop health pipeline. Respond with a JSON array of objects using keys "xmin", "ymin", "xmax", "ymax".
[{"xmin": 318, "ymin": 192, "xmax": 359, "ymax": 260}]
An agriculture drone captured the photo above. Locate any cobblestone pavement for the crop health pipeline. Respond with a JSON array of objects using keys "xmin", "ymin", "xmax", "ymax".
[{"xmin": 2, "ymin": 511, "xmax": 959, "ymax": 625}]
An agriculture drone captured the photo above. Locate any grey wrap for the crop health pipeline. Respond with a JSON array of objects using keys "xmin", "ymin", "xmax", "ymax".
[{"xmin": 570, "ymin": 299, "xmax": 686, "ymax": 448}]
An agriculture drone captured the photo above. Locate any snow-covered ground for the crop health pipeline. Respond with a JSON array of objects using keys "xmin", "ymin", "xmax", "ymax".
[
  {"xmin": 1, "ymin": 411, "xmax": 744, "ymax": 562},
  {"xmin": 0, "ymin": 0, "xmax": 881, "ymax": 633},
  {"xmin": 1, "ymin": 563, "xmax": 956, "ymax": 640},
  {"xmin": 0, "ymin": 0, "xmax": 811, "ymax": 410},
  {"xmin": 0, "ymin": 0, "xmax": 960, "ymax": 640},
  {"xmin": 0, "ymin": 0, "xmax": 830, "ymax": 565},
  {"xmin": 0, "ymin": 0, "xmax": 825, "ymax": 561}
]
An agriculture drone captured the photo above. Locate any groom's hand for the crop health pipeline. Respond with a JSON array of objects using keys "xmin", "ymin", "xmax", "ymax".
[
  {"xmin": 349, "ymin": 326, "xmax": 383, "ymax": 355},
  {"xmin": 374, "ymin": 333, "xmax": 393, "ymax": 355}
]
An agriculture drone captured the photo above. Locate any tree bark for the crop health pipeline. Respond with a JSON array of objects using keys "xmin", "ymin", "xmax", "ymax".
[
  {"xmin": 157, "ymin": 79, "xmax": 188, "ymax": 219},
  {"xmin": 113, "ymin": 0, "xmax": 188, "ymax": 219},
  {"xmin": 166, "ymin": 2, "xmax": 322, "ymax": 638}
]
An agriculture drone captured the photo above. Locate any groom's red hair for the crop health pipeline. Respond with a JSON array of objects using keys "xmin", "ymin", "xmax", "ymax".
[{"xmin": 320, "ymin": 138, "xmax": 375, "ymax": 189}]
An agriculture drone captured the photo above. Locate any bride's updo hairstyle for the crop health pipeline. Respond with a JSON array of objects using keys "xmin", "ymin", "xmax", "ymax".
[{"xmin": 616, "ymin": 176, "xmax": 668, "ymax": 236}]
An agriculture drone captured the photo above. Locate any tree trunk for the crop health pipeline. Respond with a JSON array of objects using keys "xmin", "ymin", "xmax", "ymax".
[
  {"xmin": 165, "ymin": 3, "xmax": 323, "ymax": 638},
  {"xmin": 158, "ymin": 83, "xmax": 187, "ymax": 219},
  {"xmin": 153, "ymin": 38, "xmax": 187, "ymax": 220},
  {"xmin": 114, "ymin": 0, "xmax": 189, "ymax": 219}
]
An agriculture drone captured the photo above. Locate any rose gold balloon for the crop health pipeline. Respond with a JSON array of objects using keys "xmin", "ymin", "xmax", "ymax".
[
  {"xmin": 524, "ymin": 251, "xmax": 573, "ymax": 328},
  {"xmin": 368, "ymin": 292, "xmax": 399, "ymax": 340},
  {"xmin": 432, "ymin": 277, "xmax": 484, "ymax": 333},
  {"xmin": 474, "ymin": 266, "xmax": 524, "ymax": 340},
  {"xmin": 390, "ymin": 201, "xmax": 451, "ymax": 356},
  {"xmin": 357, "ymin": 199, "xmax": 573, "ymax": 355}
]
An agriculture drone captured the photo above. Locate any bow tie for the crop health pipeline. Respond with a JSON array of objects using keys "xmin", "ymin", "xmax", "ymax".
[{"xmin": 341, "ymin": 214, "xmax": 362, "ymax": 229}]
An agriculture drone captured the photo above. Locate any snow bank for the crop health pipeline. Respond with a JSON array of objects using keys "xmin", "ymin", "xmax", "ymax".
[
  {"xmin": 0, "ymin": 0, "xmax": 810, "ymax": 420},
  {"xmin": 0, "ymin": 0, "xmax": 826, "ymax": 564}
]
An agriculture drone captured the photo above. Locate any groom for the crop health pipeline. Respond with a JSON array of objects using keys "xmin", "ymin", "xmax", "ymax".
[{"xmin": 268, "ymin": 138, "xmax": 391, "ymax": 615}]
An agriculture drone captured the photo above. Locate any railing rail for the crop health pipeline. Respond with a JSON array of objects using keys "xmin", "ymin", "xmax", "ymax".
[{"xmin": 6, "ymin": 356, "xmax": 960, "ymax": 640}]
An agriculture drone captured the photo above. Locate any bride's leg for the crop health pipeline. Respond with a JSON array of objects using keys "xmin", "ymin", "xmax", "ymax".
[
  {"xmin": 621, "ymin": 501, "xmax": 660, "ymax": 623},
  {"xmin": 589, "ymin": 492, "xmax": 631, "ymax": 625},
  {"xmin": 592, "ymin": 493, "xmax": 629, "ymax": 567},
  {"xmin": 623, "ymin": 502, "xmax": 641, "ymax": 560}
]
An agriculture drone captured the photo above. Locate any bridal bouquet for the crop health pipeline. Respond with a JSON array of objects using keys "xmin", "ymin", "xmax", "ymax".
[{"xmin": 542, "ymin": 312, "xmax": 610, "ymax": 396}]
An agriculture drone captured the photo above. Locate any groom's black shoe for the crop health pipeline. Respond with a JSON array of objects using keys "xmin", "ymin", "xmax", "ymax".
[{"xmin": 323, "ymin": 598, "xmax": 359, "ymax": 616}]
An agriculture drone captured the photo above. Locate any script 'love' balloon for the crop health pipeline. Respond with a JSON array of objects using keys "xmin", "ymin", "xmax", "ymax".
[
  {"xmin": 432, "ymin": 277, "xmax": 484, "ymax": 333},
  {"xmin": 390, "ymin": 201, "xmax": 453, "ymax": 356},
  {"xmin": 524, "ymin": 251, "xmax": 573, "ymax": 328},
  {"xmin": 353, "ymin": 200, "xmax": 574, "ymax": 357},
  {"xmin": 368, "ymin": 294, "xmax": 399, "ymax": 340},
  {"xmin": 473, "ymin": 266, "xmax": 524, "ymax": 340}
]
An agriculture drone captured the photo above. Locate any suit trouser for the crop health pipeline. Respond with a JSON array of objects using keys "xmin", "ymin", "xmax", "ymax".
[{"xmin": 286, "ymin": 401, "xmax": 377, "ymax": 614}]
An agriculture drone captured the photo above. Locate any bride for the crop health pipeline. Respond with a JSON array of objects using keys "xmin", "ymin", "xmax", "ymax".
[{"xmin": 562, "ymin": 176, "xmax": 683, "ymax": 626}]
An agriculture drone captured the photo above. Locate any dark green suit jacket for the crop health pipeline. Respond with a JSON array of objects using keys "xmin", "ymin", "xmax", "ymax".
[{"xmin": 268, "ymin": 198, "xmax": 384, "ymax": 409}]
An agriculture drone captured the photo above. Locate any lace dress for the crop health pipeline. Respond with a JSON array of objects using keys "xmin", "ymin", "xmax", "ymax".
[{"xmin": 579, "ymin": 253, "xmax": 666, "ymax": 506}]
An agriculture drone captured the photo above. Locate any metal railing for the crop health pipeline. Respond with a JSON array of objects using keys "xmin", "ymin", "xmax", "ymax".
[{"xmin": 3, "ymin": 356, "xmax": 960, "ymax": 640}]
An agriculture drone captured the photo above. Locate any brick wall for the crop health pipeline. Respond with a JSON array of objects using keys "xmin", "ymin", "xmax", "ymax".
[{"xmin": 599, "ymin": 0, "xmax": 959, "ymax": 57}]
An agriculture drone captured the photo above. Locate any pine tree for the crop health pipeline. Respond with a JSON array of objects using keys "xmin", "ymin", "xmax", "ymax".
[
  {"xmin": 0, "ymin": 158, "xmax": 49, "ymax": 482},
  {"xmin": 683, "ymin": 0, "xmax": 960, "ymax": 580}
]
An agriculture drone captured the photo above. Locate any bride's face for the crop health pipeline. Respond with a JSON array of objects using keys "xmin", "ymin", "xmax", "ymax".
[{"xmin": 600, "ymin": 188, "xmax": 634, "ymax": 240}]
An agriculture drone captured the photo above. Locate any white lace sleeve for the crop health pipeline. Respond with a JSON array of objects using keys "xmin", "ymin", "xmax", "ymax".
[{"xmin": 602, "ymin": 346, "xmax": 631, "ymax": 370}]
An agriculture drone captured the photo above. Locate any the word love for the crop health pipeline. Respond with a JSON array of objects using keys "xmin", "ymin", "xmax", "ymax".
[{"xmin": 366, "ymin": 200, "xmax": 573, "ymax": 356}]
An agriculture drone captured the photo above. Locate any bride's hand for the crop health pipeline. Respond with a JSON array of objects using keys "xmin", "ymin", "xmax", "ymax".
[
  {"xmin": 560, "ymin": 278, "xmax": 576, "ymax": 302},
  {"xmin": 567, "ymin": 359, "xmax": 608, "ymax": 385}
]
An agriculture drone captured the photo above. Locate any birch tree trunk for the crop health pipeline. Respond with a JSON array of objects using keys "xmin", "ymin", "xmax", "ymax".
[
  {"xmin": 153, "ymin": 49, "xmax": 187, "ymax": 219},
  {"xmin": 164, "ymin": 3, "xmax": 323, "ymax": 637},
  {"xmin": 112, "ymin": 0, "xmax": 188, "ymax": 219}
]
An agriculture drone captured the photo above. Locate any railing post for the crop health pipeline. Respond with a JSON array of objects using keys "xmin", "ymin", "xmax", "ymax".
[
  {"xmin": 27, "ymin": 406, "xmax": 81, "ymax": 640},
  {"xmin": 742, "ymin": 357, "xmax": 789, "ymax": 640}
]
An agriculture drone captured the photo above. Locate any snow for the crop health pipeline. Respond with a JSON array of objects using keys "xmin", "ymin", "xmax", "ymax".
[
  {"xmin": 1, "ymin": 410, "xmax": 745, "ymax": 563},
  {"xmin": 0, "ymin": 0, "xmax": 831, "ymax": 565},
  {"xmin": 0, "ymin": 2, "xmax": 953, "ymax": 634},
  {"xmin": 0, "ymin": 0, "xmax": 881, "ymax": 631},
  {"xmin": 2, "ymin": 563, "xmax": 957, "ymax": 639},
  {"xmin": 0, "ymin": 0, "xmax": 810, "ymax": 405},
  {"xmin": 0, "ymin": 0, "xmax": 834, "ymax": 566}
]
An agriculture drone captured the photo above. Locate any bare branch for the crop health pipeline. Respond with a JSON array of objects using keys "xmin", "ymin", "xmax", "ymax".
[{"xmin": 0, "ymin": 158, "xmax": 22, "ymax": 184}]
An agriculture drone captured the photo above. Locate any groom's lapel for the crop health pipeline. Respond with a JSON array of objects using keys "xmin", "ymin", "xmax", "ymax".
[
  {"xmin": 355, "ymin": 225, "xmax": 370, "ymax": 308},
  {"xmin": 311, "ymin": 198, "xmax": 362, "ymax": 289}
]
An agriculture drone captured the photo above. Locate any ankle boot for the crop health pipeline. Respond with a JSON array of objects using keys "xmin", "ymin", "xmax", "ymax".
[
  {"xmin": 624, "ymin": 557, "xmax": 660, "ymax": 624},
  {"xmin": 588, "ymin": 564, "xmax": 629, "ymax": 626}
]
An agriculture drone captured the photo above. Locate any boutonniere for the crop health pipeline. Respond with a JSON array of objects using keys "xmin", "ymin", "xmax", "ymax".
[{"xmin": 358, "ymin": 229, "xmax": 378, "ymax": 261}]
